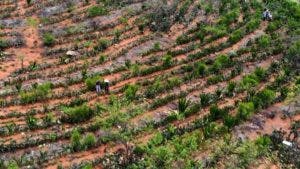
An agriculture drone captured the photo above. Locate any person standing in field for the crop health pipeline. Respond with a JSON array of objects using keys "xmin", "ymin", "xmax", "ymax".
[
  {"xmin": 263, "ymin": 8, "xmax": 272, "ymax": 21},
  {"xmin": 104, "ymin": 79, "xmax": 110, "ymax": 94},
  {"xmin": 96, "ymin": 80, "xmax": 101, "ymax": 94}
]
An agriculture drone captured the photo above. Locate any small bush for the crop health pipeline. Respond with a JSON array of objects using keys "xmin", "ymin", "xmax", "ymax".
[
  {"xmin": 94, "ymin": 38, "xmax": 109, "ymax": 51},
  {"xmin": 226, "ymin": 81, "xmax": 236, "ymax": 96},
  {"xmin": 178, "ymin": 98, "xmax": 191, "ymax": 114},
  {"xmin": 229, "ymin": 30, "xmax": 243, "ymax": 43},
  {"xmin": 43, "ymin": 112, "xmax": 55, "ymax": 125},
  {"xmin": 162, "ymin": 54, "xmax": 173, "ymax": 68},
  {"xmin": 219, "ymin": 9, "xmax": 239, "ymax": 26},
  {"xmin": 200, "ymin": 93, "xmax": 211, "ymax": 107},
  {"xmin": 7, "ymin": 160, "xmax": 19, "ymax": 169},
  {"xmin": 237, "ymin": 102, "xmax": 255, "ymax": 120},
  {"xmin": 88, "ymin": 5, "xmax": 108, "ymax": 17},
  {"xmin": 245, "ymin": 19, "xmax": 260, "ymax": 33},
  {"xmin": 215, "ymin": 54, "xmax": 231, "ymax": 67},
  {"xmin": 20, "ymin": 82, "xmax": 52, "ymax": 104},
  {"xmin": 241, "ymin": 74, "xmax": 259, "ymax": 89},
  {"xmin": 209, "ymin": 105, "xmax": 227, "ymax": 120},
  {"xmin": 252, "ymin": 89, "xmax": 276, "ymax": 109},
  {"xmin": 83, "ymin": 133, "xmax": 96, "ymax": 149},
  {"xmin": 195, "ymin": 62, "xmax": 207, "ymax": 77},
  {"xmin": 266, "ymin": 21, "xmax": 280, "ymax": 33},
  {"xmin": 82, "ymin": 163, "xmax": 93, "ymax": 169},
  {"xmin": 71, "ymin": 129, "xmax": 81, "ymax": 151},
  {"xmin": 254, "ymin": 67, "xmax": 267, "ymax": 81},
  {"xmin": 43, "ymin": 33, "xmax": 55, "ymax": 46},
  {"xmin": 224, "ymin": 115, "xmax": 238, "ymax": 128},
  {"xmin": 26, "ymin": 115, "xmax": 38, "ymax": 129},
  {"xmin": 0, "ymin": 39, "xmax": 8, "ymax": 50},
  {"xmin": 257, "ymin": 35, "xmax": 271, "ymax": 48},
  {"xmin": 255, "ymin": 135, "xmax": 271, "ymax": 156},
  {"xmin": 62, "ymin": 104, "xmax": 94, "ymax": 123},
  {"xmin": 124, "ymin": 84, "xmax": 139, "ymax": 101}
]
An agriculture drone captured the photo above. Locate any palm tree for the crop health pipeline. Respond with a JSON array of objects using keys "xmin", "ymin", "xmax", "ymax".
[{"xmin": 178, "ymin": 98, "xmax": 191, "ymax": 114}]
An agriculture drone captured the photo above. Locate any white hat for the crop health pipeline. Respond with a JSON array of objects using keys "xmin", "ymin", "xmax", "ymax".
[{"xmin": 104, "ymin": 79, "xmax": 109, "ymax": 83}]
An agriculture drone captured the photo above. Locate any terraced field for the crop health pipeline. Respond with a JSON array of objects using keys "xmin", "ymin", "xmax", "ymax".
[{"xmin": 0, "ymin": 0, "xmax": 299, "ymax": 168}]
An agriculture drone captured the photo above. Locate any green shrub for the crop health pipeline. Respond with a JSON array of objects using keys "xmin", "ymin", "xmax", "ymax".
[
  {"xmin": 94, "ymin": 38, "xmax": 109, "ymax": 51},
  {"xmin": 266, "ymin": 21, "xmax": 280, "ymax": 33},
  {"xmin": 229, "ymin": 30, "xmax": 243, "ymax": 43},
  {"xmin": 83, "ymin": 133, "xmax": 96, "ymax": 149},
  {"xmin": 207, "ymin": 75, "xmax": 224, "ymax": 85},
  {"xmin": 153, "ymin": 42, "xmax": 161, "ymax": 51},
  {"xmin": 71, "ymin": 129, "xmax": 81, "ymax": 151},
  {"xmin": 204, "ymin": 26, "xmax": 226, "ymax": 37},
  {"xmin": 257, "ymin": 35, "xmax": 271, "ymax": 48},
  {"xmin": 195, "ymin": 62, "xmax": 207, "ymax": 77},
  {"xmin": 196, "ymin": 31, "xmax": 205, "ymax": 42},
  {"xmin": 7, "ymin": 160, "xmax": 19, "ymax": 169},
  {"xmin": 43, "ymin": 112, "xmax": 55, "ymax": 125},
  {"xmin": 204, "ymin": 3, "xmax": 213, "ymax": 14},
  {"xmin": 178, "ymin": 98, "xmax": 191, "ymax": 114},
  {"xmin": 216, "ymin": 54, "xmax": 231, "ymax": 67},
  {"xmin": 20, "ymin": 82, "xmax": 52, "ymax": 104},
  {"xmin": 241, "ymin": 74, "xmax": 259, "ymax": 89},
  {"xmin": 85, "ymin": 75, "xmax": 102, "ymax": 91},
  {"xmin": 62, "ymin": 104, "xmax": 94, "ymax": 123},
  {"xmin": 224, "ymin": 115, "xmax": 237, "ymax": 128},
  {"xmin": 124, "ymin": 84, "xmax": 139, "ymax": 101},
  {"xmin": 254, "ymin": 67, "xmax": 267, "ymax": 81},
  {"xmin": 255, "ymin": 135, "xmax": 271, "ymax": 156},
  {"xmin": 209, "ymin": 105, "xmax": 227, "ymax": 120},
  {"xmin": 210, "ymin": 54, "xmax": 231, "ymax": 73},
  {"xmin": 26, "ymin": 115, "xmax": 38, "ymax": 129},
  {"xmin": 145, "ymin": 79, "xmax": 162, "ymax": 98},
  {"xmin": 149, "ymin": 132, "xmax": 164, "ymax": 146},
  {"xmin": 68, "ymin": 98, "xmax": 87, "ymax": 107},
  {"xmin": 43, "ymin": 33, "xmax": 55, "ymax": 46},
  {"xmin": 252, "ymin": 89, "xmax": 276, "ymax": 109},
  {"xmin": 245, "ymin": 19, "xmax": 260, "ymax": 33},
  {"xmin": 219, "ymin": 9, "xmax": 239, "ymax": 26},
  {"xmin": 203, "ymin": 122, "xmax": 217, "ymax": 138},
  {"xmin": 200, "ymin": 93, "xmax": 211, "ymax": 107},
  {"xmin": 0, "ymin": 39, "xmax": 8, "ymax": 50},
  {"xmin": 226, "ymin": 81, "xmax": 236, "ymax": 96},
  {"xmin": 162, "ymin": 54, "xmax": 173, "ymax": 68},
  {"xmin": 237, "ymin": 102, "xmax": 255, "ymax": 120},
  {"xmin": 81, "ymin": 163, "xmax": 93, "ymax": 169},
  {"xmin": 88, "ymin": 5, "xmax": 108, "ymax": 17}
]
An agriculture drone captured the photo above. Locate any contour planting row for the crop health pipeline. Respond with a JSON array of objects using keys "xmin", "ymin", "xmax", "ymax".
[
  {"xmin": 56, "ymin": 63, "xmax": 290, "ymax": 169},
  {"xmin": 2, "ymin": 49, "xmax": 282, "ymax": 168},
  {"xmin": 0, "ymin": 7, "xmax": 255, "ymax": 100},
  {"xmin": 0, "ymin": 38, "xmax": 282, "ymax": 161}
]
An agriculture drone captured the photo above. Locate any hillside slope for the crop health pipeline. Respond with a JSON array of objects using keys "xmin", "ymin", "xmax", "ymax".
[{"xmin": 0, "ymin": 0, "xmax": 299, "ymax": 168}]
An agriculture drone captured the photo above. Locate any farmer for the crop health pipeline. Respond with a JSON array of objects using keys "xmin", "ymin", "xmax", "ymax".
[
  {"xmin": 96, "ymin": 80, "xmax": 101, "ymax": 94},
  {"xmin": 104, "ymin": 79, "xmax": 110, "ymax": 94},
  {"xmin": 263, "ymin": 8, "xmax": 272, "ymax": 21}
]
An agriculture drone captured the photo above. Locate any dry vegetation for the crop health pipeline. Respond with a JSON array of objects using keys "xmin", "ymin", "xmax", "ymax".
[{"xmin": 0, "ymin": 0, "xmax": 299, "ymax": 168}]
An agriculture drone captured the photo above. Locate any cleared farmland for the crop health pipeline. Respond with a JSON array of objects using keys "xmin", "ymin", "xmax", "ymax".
[{"xmin": 0, "ymin": 0, "xmax": 299, "ymax": 168}]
